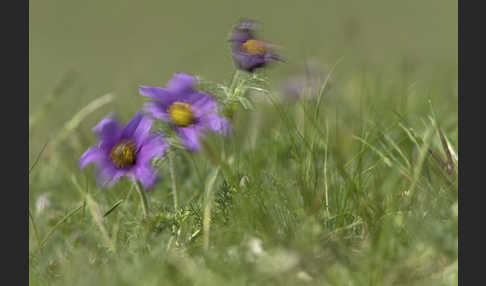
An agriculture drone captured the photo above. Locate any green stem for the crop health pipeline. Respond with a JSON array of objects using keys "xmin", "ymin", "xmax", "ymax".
[
  {"xmin": 133, "ymin": 181, "xmax": 149, "ymax": 219},
  {"xmin": 29, "ymin": 209, "xmax": 42, "ymax": 252},
  {"xmin": 229, "ymin": 69, "xmax": 242, "ymax": 95},
  {"xmin": 203, "ymin": 167, "xmax": 220, "ymax": 250},
  {"xmin": 324, "ymin": 121, "xmax": 330, "ymax": 215},
  {"xmin": 168, "ymin": 150, "xmax": 178, "ymax": 211}
]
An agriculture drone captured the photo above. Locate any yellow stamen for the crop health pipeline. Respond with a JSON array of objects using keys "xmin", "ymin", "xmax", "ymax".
[
  {"xmin": 242, "ymin": 39, "xmax": 266, "ymax": 56},
  {"xmin": 168, "ymin": 101, "xmax": 194, "ymax": 127},
  {"xmin": 110, "ymin": 140, "xmax": 136, "ymax": 169}
]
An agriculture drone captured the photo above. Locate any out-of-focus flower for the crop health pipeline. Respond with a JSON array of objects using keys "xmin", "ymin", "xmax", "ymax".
[
  {"xmin": 280, "ymin": 63, "xmax": 329, "ymax": 101},
  {"xmin": 35, "ymin": 193, "xmax": 51, "ymax": 215},
  {"xmin": 296, "ymin": 271, "xmax": 313, "ymax": 282},
  {"xmin": 248, "ymin": 237, "xmax": 264, "ymax": 256},
  {"xmin": 79, "ymin": 113, "xmax": 167, "ymax": 189},
  {"xmin": 229, "ymin": 19, "xmax": 283, "ymax": 72},
  {"xmin": 140, "ymin": 73, "xmax": 231, "ymax": 151}
]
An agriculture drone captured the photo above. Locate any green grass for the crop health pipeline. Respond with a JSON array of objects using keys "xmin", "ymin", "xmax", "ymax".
[
  {"xmin": 29, "ymin": 0, "xmax": 457, "ymax": 285},
  {"xmin": 29, "ymin": 67, "xmax": 457, "ymax": 285}
]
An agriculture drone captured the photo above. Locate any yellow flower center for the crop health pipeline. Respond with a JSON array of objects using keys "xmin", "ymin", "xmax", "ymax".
[
  {"xmin": 168, "ymin": 101, "xmax": 194, "ymax": 127},
  {"xmin": 242, "ymin": 39, "xmax": 266, "ymax": 56},
  {"xmin": 110, "ymin": 140, "xmax": 136, "ymax": 169}
]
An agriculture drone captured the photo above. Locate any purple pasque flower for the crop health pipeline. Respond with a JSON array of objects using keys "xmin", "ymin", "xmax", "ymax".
[
  {"xmin": 79, "ymin": 112, "xmax": 168, "ymax": 190},
  {"xmin": 230, "ymin": 19, "xmax": 283, "ymax": 72},
  {"xmin": 281, "ymin": 63, "xmax": 329, "ymax": 101},
  {"xmin": 140, "ymin": 73, "xmax": 231, "ymax": 151}
]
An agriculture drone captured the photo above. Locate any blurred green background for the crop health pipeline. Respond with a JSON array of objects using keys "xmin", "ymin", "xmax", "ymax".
[{"xmin": 29, "ymin": 0, "xmax": 457, "ymax": 157}]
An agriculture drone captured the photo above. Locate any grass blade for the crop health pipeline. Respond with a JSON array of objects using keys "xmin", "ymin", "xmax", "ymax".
[
  {"xmin": 71, "ymin": 174, "xmax": 115, "ymax": 252},
  {"xmin": 203, "ymin": 166, "xmax": 221, "ymax": 250},
  {"xmin": 50, "ymin": 92, "xmax": 115, "ymax": 148},
  {"xmin": 29, "ymin": 69, "xmax": 77, "ymax": 130},
  {"xmin": 29, "ymin": 141, "xmax": 49, "ymax": 175},
  {"xmin": 29, "ymin": 209, "xmax": 42, "ymax": 252},
  {"xmin": 103, "ymin": 199, "xmax": 124, "ymax": 217},
  {"xmin": 39, "ymin": 204, "xmax": 83, "ymax": 250}
]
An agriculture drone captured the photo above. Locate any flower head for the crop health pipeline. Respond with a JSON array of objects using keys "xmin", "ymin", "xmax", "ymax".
[
  {"xmin": 140, "ymin": 73, "xmax": 231, "ymax": 151},
  {"xmin": 230, "ymin": 19, "xmax": 283, "ymax": 72},
  {"xmin": 281, "ymin": 64, "xmax": 328, "ymax": 101},
  {"xmin": 79, "ymin": 113, "xmax": 168, "ymax": 189}
]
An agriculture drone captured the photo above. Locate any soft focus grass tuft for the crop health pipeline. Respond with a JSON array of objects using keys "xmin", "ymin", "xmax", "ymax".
[{"xmin": 29, "ymin": 64, "xmax": 457, "ymax": 285}]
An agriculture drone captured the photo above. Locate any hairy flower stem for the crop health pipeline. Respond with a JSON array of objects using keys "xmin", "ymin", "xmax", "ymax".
[
  {"xmin": 229, "ymin": 69, "xmax": 242, "ymax": 95},
  {"xmin": 168, "ymin": 150, "xmax": 178, "ymax": 210},
  {"xmin": 203, "ymin": 167, "xmax": 220, "ymax": 250},
  {"xmin": 133, "ymin": 181, "xmax": 149, "ymax": 219}
]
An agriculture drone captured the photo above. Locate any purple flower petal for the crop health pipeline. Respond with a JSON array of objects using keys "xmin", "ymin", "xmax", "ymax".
[
  {"xmin": 79, "ymin": 146, "xmax": 105, "ymax": 169},
  {"xmin": 232, "ymin": 52, "xmax": 267, "ymax": 72},
  {"xmin": 200, "ymin": 114, "xmax": 231, "ymax": 136},
  {"xmin": 190, "ymin": 92, "xmax": 218, "ymax": 116},
  {"xmin": 92, "ymin": 116, "xmax": 122, "ymax": 136},
  {"xmin": 267, "ymin": 52, "xmax": 285, "ymax": 62},
  {"xmin": 144, "ymin": 102, "xmax": 170, "ymax": 122},
  {"xmin": 230, "ymin": 19, "xmax": 259, "ymax": 43},
  {"xmin": 92, "ymin": 116, "xmax": 123, "ymax": 152},
  {"xmin": 136, "ymin": 135, "xmax": 168, "ymax": 164},
  {"xmin": 131, "ymin": 116, "xmax": 153, "ymax": 149},
  {"xmin": 167, "ymin": 73, "xmax": 197, "ymax": 93},
  {"xmin": 133, "ymin": 166, "xmax": 159, "ymax": 190},
  {"xmin": 231, "ymin": 30, "xmax": 253, "ymax": 44},
  {"xmin": 236, "ymin": 19, "xmax": 260, "ymax": 31},
  {"xmin": 177, "ymin": 126, "xmax": 201, "ymax": 151},
  {"xmin": 95, "ymin": 161, "xmax": 125, "ymax": 188},
  {"xmin": 121, "ymin": 112, "xmax": 145, "ymax": 140},
  {"xmin": 139, "ymin": 86, "xmax": 173, "ymax": 101}
]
